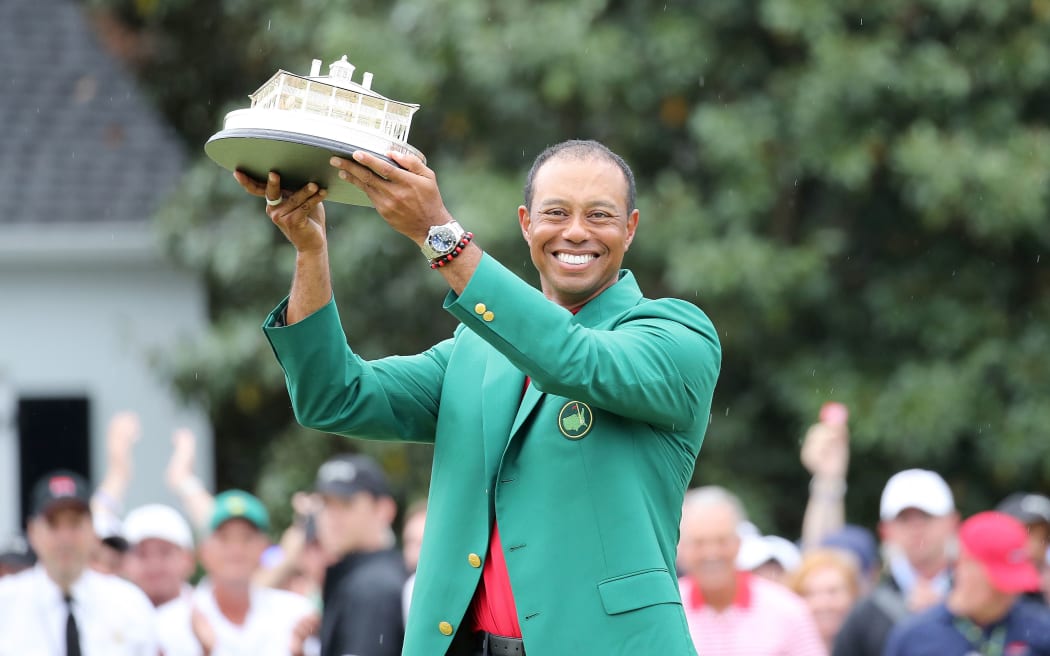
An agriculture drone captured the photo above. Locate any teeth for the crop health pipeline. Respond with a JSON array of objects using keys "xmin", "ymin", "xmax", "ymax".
[{"xmin": 556, "ymin": 253, "xmax": 595, "ymax": 265}]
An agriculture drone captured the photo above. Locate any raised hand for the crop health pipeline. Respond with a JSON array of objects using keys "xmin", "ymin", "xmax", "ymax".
[
  {"xmin": 105, "ymin": 411, "xmax": 141, "ymax": 476},
  {"xmin": 330, "ymin": 150, "xmax": 454, "ymax": 243},
  {"xmin": 166, "ymin": 427, "xmax": 198, "ymax": 493},
  {"xmin": 801, "ymin": 417, "xmax": 850, "ymax": 480},
  {"xmin": 233, "ymin": 170, "xmax": 328, "ymax": 254}
]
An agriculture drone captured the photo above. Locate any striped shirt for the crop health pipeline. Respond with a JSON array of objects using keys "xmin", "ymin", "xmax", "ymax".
[{"xmin": 679, "ymin": 571, "xmax": 828, "ymax": 656}]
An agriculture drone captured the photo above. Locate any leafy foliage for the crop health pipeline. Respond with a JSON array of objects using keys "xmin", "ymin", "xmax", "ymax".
[{"xmin": 87, "ymin": 0, "xmax": 1050, "ymax": 535}]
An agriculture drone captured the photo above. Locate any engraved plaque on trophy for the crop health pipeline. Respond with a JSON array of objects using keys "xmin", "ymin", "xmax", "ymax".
[{"xmin": 205, "ymin": 55, "xmax": 425, "ymax": 206}]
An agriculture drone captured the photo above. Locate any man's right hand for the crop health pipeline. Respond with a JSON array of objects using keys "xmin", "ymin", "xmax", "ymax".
[
  {"xmin": 233, "ymin": 170, "xmax": 328, "ymax": 254},
  {"xmin": 801, "ymin": 421, "xmax": 850, "ymax": 480},
  {"xmin": 105, "ymin": 411, "xmax": 141, "ymax": 474}
]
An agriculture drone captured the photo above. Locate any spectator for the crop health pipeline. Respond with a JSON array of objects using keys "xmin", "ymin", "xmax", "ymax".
[
  {"xmin": 788, "ymin": 549, "xmax": 861, "ymax": 650},
  {"xmin": 89, "ymin": 410, "xmax": 141, "ymax": 576},
  {"xmin": 167, "ymin": 427, "xmax": 216, "ymax": 533},
  {"xmin": 997, "ymin": 492, "xmax": 1050, "ymax": 605},
  {"xmin": 91, "ymin": 512, "xmax": 129, "ymax": 576},
  {"xmin": 314, "ymin": 454, "xmax": 406, "ymax": 656},
  {"xmin": 800, "ymin": 402, "xmax": 850, "ymax": 552},
  {"xmin": 157, "ymin": 490, "xmax": 314, "ymax": 656},
  {"xmin": 819, "ymin": 525, "xmax": 881, "ymax": 593},
  {"xmin": 400, "ymin": 500, "xmax": 426, "ymax": 624},
  {"xmin": 123, "ymin": 503, "xmax": 197, "ymax": 608},
  {"xmin": 0, "ymin": 533, "xmax": 35, "ymax": 577},
  {"xmin": 832, "ymin": 468, "xmax": 959, "ymax": 656},
  {"xmin": 257, "ymin": 509, "xmax": 326, "ymax": 607},
  {"xmin": 0, "ymin": 470, "xmax": 157, "ymax": 654},
  {"xmin": 401, "ymin": 499, "xmax": 426, "ymax": 575},
  {"xmin": 678, "ymin": 486, "xmax": 827, "ymax": 656},
  {"xmin": 884, "ymin": 511, "xmax": 1050, "ymax": 655}
]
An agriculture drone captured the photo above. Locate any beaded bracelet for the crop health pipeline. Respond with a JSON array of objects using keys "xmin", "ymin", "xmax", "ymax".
[{"xmin": 429, "ymin": 232, "xmax": 475, "ymax": 269}]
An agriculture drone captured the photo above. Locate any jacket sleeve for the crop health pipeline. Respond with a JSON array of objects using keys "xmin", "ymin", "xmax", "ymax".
[
  {"xmin": 263, "ymin": 297, "xmax": 452, "ymax": 442},
  {"xmin": 444, "ymin": 254, "xmax": 721, "ymax": 431}
]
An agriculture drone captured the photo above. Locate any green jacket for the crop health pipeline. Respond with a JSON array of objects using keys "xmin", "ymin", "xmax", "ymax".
[{"xmin": 264, "ymin": 254, "xmax": 721, "ymax": 656}]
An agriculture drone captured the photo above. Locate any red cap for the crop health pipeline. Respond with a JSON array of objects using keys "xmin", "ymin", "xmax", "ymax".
[{"xmin": 959, "ymin": 511, "xmax": 1041, "ymax": 594}]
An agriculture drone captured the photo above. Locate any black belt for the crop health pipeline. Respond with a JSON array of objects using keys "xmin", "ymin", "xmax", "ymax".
[{"xmin": 475, "ymin": 631, "xmax": 525, "ymax": 656}]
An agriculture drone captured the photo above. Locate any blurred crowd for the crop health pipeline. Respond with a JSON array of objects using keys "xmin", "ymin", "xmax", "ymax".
[
  {"xmin": 676, "ymin": 404, "xmax": 1050, "ymax": 655},
  {"xmin": 0, "ymin": 412, "xmax": 420, "ymax": 656},
  {"xmin": 3, "ymin": 406, "xmax": 1050, "ymax": 655}
]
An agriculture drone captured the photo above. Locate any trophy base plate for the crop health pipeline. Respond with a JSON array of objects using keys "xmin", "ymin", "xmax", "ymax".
[{"xmin": 205, "ymin": 128, "xmax": 399, "ymax": 207}]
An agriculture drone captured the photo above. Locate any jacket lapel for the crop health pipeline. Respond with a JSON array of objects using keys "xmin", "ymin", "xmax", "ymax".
[
  {"xmin": 510, "ymin": 382, "xmax": 543, "ymax": 438},
  {"xmin": 481, "ymin": 350, "xmax": 526, "ymax": 479}
]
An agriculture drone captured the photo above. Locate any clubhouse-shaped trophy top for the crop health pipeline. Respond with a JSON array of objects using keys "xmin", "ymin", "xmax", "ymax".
[{"xmin": 247, "ymin": 55, "xmax": 421, "ymax": 146}]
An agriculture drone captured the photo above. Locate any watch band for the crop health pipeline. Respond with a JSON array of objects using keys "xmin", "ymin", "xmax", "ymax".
[{"xmin": 429, "ymin": 232, "xmax": 474, "ymax": 269}]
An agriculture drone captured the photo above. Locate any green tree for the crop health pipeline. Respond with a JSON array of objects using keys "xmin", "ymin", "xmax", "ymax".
[{"xmin": 89, "ymin": 0, "xmax": 1050, "ymax": 535}]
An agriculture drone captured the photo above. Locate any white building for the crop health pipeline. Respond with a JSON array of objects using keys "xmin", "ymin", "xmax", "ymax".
[{"xmin": 0, "ymin": 0, "xmax": 212, "ymax": 536}]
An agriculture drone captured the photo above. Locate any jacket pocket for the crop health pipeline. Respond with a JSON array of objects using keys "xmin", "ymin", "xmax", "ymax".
[{"xmin": 597, "ymin": 568, "xmax": 682, "ymax": 615}]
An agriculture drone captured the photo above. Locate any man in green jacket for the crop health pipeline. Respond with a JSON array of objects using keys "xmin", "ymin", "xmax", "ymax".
[{"xmin": 236, "ymin": 139, "xmax": 721, "ymax": 655}]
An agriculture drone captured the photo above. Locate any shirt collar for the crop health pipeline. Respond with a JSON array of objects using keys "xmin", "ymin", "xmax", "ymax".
[
  {"xmin": 569, "ymin": 270, "xmax": 641, "ymax": 326},
  {"xmin": 33, "ymin": 564, "xmax": 88, "ymax": 605},
  {"xmin": 688, "ymin": 570, "xmax": 753, "ymax": 610},
  {"xmin": 888, "ymin": 553, "xmax": 951, "ymax": 598}
]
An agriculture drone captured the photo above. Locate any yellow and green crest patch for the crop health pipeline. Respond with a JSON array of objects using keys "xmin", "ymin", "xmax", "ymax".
[{"xmin": 558, "ymin": 401, "xmax": 593, "ymax": 440}]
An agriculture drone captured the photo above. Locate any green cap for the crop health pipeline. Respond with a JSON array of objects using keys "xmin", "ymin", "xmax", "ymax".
[{"xmin": 209, "ymin": 490, "xmax": 270, "ymax": 533}]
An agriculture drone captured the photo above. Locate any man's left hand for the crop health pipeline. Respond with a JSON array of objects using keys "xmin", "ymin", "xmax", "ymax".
[{"xmin": 330, "ymin": 150, "xmax": 454, "ymax": 243}]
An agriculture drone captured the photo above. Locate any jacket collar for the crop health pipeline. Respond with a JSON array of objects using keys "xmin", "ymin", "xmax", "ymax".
[{"xmin": 570, "ymin": 270, "xmax": 642, "ymax": 327}]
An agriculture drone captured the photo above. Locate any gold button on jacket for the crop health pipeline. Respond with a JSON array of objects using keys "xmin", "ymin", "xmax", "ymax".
[
  {"xmin": 438, "ymin": 621, "xmax": 454, "ymax": 636},
  {"xmin": 468, "ymin": 553, "xmax": 482, "ymax": 568}
]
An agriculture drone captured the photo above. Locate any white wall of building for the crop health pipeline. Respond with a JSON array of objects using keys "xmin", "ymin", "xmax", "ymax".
[{"xmin": 0, "ymin": 223, "xmax": 213, "ymax": 536}]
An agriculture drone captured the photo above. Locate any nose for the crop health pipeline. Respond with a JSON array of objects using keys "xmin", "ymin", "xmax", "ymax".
[{"xmin": 561, "ymin": 214, "xmax": 589, "ymax": 242}]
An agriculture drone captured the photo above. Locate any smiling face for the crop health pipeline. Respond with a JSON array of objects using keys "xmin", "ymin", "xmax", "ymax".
[{"xmin": 519, "ymin": 155, "xmax": 639, "ymax": 310}]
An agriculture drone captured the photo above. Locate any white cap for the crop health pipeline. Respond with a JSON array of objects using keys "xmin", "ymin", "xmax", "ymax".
[
  {"xmin": 123, "ymin": 504, "xmax": 194, "ymax": 550},
  {"xmin": 93, "ymin": 511, "xmax": 124, "ymax": 541},
  {"xmin": 879, "ymin": 469, "xmax": 955, "ymax": 521},
  {"xmin": 736, "ymin": 534, "xmax": 802, "ymax": 572}
]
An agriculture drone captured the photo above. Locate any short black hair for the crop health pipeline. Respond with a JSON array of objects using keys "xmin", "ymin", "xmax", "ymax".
[{"xmin": 523, "ymin": 139, "xmax": 636, "ymax": 213}]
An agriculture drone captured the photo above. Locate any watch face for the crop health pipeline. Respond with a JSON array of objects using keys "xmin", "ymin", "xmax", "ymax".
[{"xmin": 428, "ymin": 227, "xmax": 457, "ymax": 252}]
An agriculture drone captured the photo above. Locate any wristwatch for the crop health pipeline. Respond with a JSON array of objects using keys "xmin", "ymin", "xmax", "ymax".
[{"xmin": 420, "ymin": 220, "xmax": 467, "ymax": 261}]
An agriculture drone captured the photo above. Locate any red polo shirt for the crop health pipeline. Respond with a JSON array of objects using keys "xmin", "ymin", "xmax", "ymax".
[{"xmin": 469, "ymin": 521, "xmax": 522, "ymax": 637}]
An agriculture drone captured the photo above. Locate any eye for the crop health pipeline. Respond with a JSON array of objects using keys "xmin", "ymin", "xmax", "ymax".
[{"xmin": 540, "ymin": 209, "xmax": 568, "ymax": 219}]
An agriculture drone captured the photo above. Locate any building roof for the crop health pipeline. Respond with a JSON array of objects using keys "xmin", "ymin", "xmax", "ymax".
[{"xmin": 0, "ymin": 0, "xmax": 185, "ymax": 226}]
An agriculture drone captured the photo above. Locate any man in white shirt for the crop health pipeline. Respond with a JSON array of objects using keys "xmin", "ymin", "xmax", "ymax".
[
  {"xmin": 123, "ymin": 503, "xmax": 197, "ymax": 608},
  {"xmin": 157, "ymin": 489, "xmax": 315, "ymax": 656},
  {"xmin": 0, "ymin": 469, "xmax": 158, "ymax": 655}
]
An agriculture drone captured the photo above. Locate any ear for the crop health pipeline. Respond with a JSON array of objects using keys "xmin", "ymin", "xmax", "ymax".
[
  {"xmin": 377, "ymin": 496, "xmax": 398, "ymax": 525},
  {"xmin": 624, "ymin": 209, "xmax": 640, "ymax": 250},
  {"xmin": 518, "ymin": 205, "xmax": 532, "ymax": 243},
  {"xmin": 26, "ymin": 516, "xmax": 42, "ymax": 553},
  {"xmin": 877, "ymin": 520, "xmax": 890, "ymax": 544}
]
